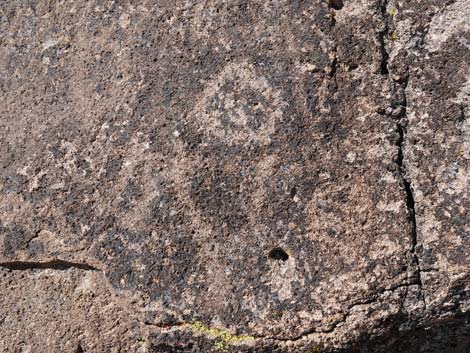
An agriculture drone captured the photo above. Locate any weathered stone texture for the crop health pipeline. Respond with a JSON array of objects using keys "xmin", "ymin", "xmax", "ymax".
[{"xmin": 0, "ymin": 0, "xmax": 468, "ymax": 352}]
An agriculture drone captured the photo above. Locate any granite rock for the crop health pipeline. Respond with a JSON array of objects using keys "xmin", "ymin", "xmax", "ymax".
[{"xmin": 0, "ymin": 1, "xmax": 468, "ymax": 352}]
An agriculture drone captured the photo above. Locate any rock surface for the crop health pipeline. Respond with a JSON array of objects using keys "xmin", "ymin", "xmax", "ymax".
[{"xmin": 0, "ymin": 0, "xmax": 468, "ymax": 352}]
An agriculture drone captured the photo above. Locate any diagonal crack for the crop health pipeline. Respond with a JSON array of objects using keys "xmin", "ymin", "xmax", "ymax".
[{"xmin": 0, "ymin": 260, "xmax": 100, "ymax": 271}]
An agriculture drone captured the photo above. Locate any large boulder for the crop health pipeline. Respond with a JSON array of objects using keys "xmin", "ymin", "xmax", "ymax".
[{"xmin": 0, "ymin": 0, "xmax": 468, "ymax": 352}]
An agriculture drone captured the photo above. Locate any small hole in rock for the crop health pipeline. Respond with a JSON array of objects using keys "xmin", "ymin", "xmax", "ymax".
[
  {"xmin": 290, "ymin": 186, "xmax": 297, "ymax": 199},
  {"xmin": 328, "ymin": 0, "xmax": 344, "ymax": 10},
  {"xmin": 268, "ymin": 248, "xmax": 289, "ymax": 261}
]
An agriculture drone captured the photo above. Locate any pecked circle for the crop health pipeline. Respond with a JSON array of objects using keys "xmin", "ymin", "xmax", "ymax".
[{"xmin": 189, "ymin": 62, "xmax": 287, "ymax": 146}]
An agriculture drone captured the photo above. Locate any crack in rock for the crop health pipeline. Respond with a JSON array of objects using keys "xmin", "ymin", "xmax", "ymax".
[
  {"xmin": 378, "ymin": 0, "xmax": 390, "ymax": 75},
  {"xmin": 256, "ymin": 281, "xmax": 418, "ymax": 343},
  {"xmin": 394, "ymin": 87, "xmax": 426, "ymax": 309},
  {"xmin": 378, "ymin": 0, "xmax": 426, "ymax": 309},
  {"xmin": 0, "ymin": 260, "xmax": 100, "ymax": 271}
]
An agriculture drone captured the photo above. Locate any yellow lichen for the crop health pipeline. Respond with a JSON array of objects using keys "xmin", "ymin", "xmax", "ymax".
[
  {"xmin": 310, "ymin": 345, "xmax": 324, "ymax": 353},
  {"xmin": 387, "ymin": 1, "xmax": 397, "ymax": 16},
  {"xmin": 389, "ymin": 32, "xmax": 400, "ymax": 41},
  {"xmin": 191, "ymin": 321, "xmax": 255, "ymax": 346},
  {"xmin": 214, "ymin": 341, "xmax": 228, "ymax": 351},
  {"xmin": 340, "ymin": 63, "xmax": 350, "ymax": 72}
]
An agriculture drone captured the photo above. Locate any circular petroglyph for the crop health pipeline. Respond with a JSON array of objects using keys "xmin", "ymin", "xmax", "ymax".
[{"xmin": 191, "ymin": 62, "xmax": 286, "ymax": 146}]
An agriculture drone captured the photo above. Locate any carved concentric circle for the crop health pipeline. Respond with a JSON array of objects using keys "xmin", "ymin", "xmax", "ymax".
[{"xmin": 190, "ymin": 62, "xmax": 286, "ymax": 146}]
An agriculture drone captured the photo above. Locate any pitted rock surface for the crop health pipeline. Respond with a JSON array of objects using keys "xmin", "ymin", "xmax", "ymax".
[{"xmin": 0, "ymin": 1, "xmax": 468, "ymax": 352}]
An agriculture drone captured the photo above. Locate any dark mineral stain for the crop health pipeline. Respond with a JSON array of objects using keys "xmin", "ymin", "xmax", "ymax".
[
  {"xmin": 150, "ymin": 343, "xmax": 190, "ymax": 353},
  {"xmin": 95, "ymin": 226, "xmax": 199, "ymax": 303},
  {"xmin": 104, "ymin": 156, "xmax": 123, "ymax": 180},
  {"xmin": 3, "ymin": 225, "xmax": 35, "ymax": 257},
  {"xmin": 120, "ymin": 180, "xmax": 143, "ymax": 210},
  {"xmin": 2, "ymin": 174, "xmax": 27, "ymax": 194},
  {"xmin": 190, "ymin": 159, "xmax": 248, "ymax": 232}
]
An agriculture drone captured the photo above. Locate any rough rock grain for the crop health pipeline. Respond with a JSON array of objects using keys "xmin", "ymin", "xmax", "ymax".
[{"xmin": 0, "ymin": 1, "xmax": 468, "ymax": 352}]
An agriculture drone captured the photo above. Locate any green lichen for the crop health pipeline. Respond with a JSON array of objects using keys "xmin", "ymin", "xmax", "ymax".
[{"xmin": 191, "ymin": 321, "xmax": 254, "ymax": 347}]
